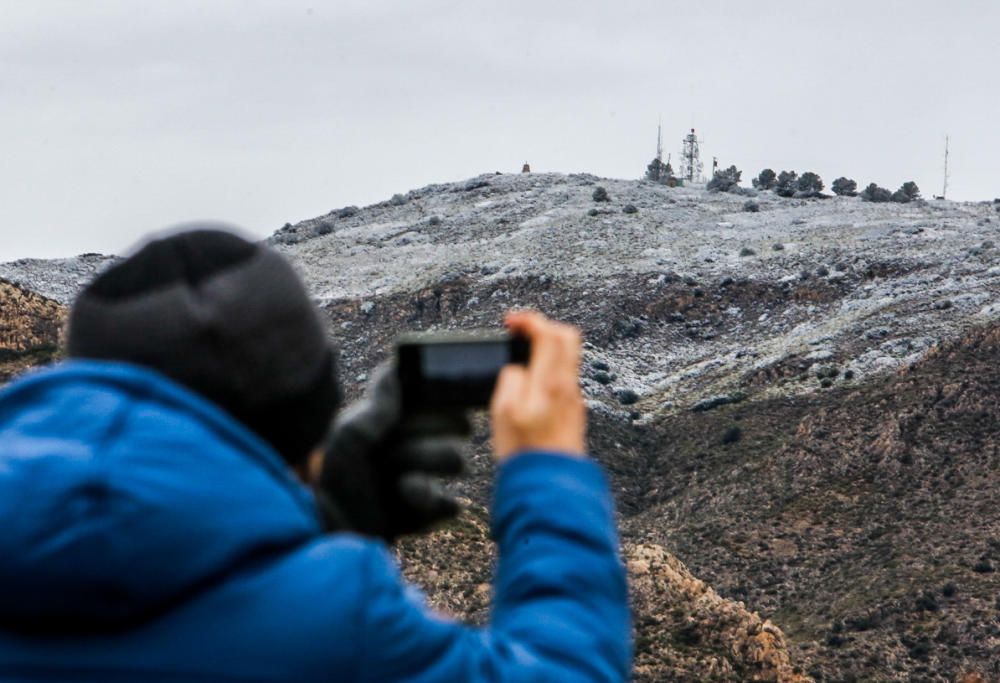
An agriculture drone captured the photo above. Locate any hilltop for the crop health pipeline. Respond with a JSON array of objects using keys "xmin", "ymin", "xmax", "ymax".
[{"xmin": 3, "ymin": 172, "xmax": 999, "ymax": 680}]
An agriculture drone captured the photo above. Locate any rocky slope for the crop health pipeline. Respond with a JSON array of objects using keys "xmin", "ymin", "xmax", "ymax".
[
  {"xmin": 4, "ymin": 173, "xmax": 1000, "ymax": 680},
  {"xmin": 0, "ymin": 279, "xmax": 64, "ymax": 382},
  {"xmin": 399, "ymin": 502, "xmax": 811, "ymax": 682}
]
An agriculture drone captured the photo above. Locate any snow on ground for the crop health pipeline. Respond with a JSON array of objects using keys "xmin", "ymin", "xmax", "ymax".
[
  {"xmin": 0, "ymin": 254, "xmax": 117, "ymax": 304},
  {"xmin": 270, "ymin": 173, "xmax": 1000, "ymax": 415}
]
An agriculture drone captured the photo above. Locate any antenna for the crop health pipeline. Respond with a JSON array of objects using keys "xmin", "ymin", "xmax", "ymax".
[
  {"xmin": 656, "ymin": 118, "xmax": 663, "ymax": 162},
  {"xmin": 942, "ymin": 135, "xmax": 950, "ymax": 199}
]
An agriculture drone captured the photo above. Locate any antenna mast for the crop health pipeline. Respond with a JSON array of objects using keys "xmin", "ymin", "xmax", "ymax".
[
  {"xmin": 656, "ymin": 119, "xmax": 663, "ymax": 162},
  {"xmin": 942, "ymin": 135, "xmax": 950, "ymax": 199}
]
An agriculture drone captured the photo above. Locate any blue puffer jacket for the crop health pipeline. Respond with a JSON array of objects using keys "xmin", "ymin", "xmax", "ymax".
[{"xmin": 0, "ymin": 361, "xmax": 631, "ymax": 682}]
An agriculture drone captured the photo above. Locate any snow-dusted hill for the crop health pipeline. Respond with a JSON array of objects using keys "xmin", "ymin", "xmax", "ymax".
[{"xmin": 270, "ymin": 172, "xmax": 1000, "ymax": 419}]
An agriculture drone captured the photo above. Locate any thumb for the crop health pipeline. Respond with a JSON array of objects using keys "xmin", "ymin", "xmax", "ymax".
[{"xmin": 490, "ymin": 364, "xmax": 528, "ymax": 417}]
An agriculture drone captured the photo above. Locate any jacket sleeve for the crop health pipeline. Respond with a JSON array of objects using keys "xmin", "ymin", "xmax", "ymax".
[{"xmin": 356, "ymin": 452, "xmax": 631, "ymax": 682}]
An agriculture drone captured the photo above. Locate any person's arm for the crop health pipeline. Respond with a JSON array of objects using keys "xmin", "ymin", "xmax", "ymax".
[
  {"xmin": 358, "ymin": 453, "xmax": 628, "ymax": 682},
  {"xmin": 356, "ymin": 312, "xmax": 631, "ymax": 682}
]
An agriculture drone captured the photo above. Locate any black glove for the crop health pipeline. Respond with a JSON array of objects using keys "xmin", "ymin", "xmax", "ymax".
[{"xmin": 315, "ymin": 363, "xmax": 469, "ymax": 543}]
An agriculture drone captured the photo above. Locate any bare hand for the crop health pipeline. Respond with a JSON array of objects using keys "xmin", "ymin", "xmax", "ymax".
[{"xmin": 489, "ymin": 311, "xmax": 586, "ymax": 461}]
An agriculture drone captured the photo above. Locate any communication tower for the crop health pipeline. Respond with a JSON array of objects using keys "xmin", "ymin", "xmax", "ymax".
[{"xmin": 680, "ymin": 128, "xmax": 703, "ymax": 182}]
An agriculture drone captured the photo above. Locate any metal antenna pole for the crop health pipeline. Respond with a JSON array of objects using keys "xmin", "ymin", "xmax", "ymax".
[
  {"xmin": 656, "ymin": 118, "xmax": 663, "ymax": 162},
  {"xmin": 942, "ymin": 135, "xmax": 950, "ymax": 199}
]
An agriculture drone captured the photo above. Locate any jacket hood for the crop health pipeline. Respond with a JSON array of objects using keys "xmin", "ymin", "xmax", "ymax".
[{"xmin": 0, "ymin": 361, "xmax": 322, "ymax": 630}]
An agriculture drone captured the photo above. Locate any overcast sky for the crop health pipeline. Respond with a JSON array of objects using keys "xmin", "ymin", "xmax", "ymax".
[{"xmin": 2, "ymin": 0, "xmax": 997, "ymax": 261}]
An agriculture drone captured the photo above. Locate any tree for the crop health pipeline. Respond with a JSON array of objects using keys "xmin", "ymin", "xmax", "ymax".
[
  {"xmin": 832, "ymin": 177, "xmax": 858, "ymax": 197},
  {"xmin": 775, "ymin": 170, "xmax": 799, "ymax": 198},
  {"xmin": 900, "ymin": 181, "xmax": 921, "ymax": 201},
  {"xmin": 753, "ymin": 169, "xmax": 777, "ymax": 190},
  {"xmin": 707, "ymin": 165, "xmax": 742, "ymax": 192},
  {"xmin": 593, "ymin": 186, "xmax": 610, "ymax": 202},
  {"xmin": 645, "ymin": 158, "xmax": 667, "ymax": 183},
  {"xmin": 798, "ymin": 172, "xmax": 824, "ymax": 194},
  {"xmin": 645, "ymin": 158, "xmax": 675, "ymax": 185},
  {"xmin": 861, "ymin": 183, "xmax": 893, "ymax": 203}
]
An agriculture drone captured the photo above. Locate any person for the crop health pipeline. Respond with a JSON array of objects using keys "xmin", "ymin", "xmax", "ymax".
[{"xmin": 0, "ymin": 226, "xmax": 631, "ymax": 681}]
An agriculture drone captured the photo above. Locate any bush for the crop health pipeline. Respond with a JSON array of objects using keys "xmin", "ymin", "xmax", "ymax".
[
  {"xmin": 753, "ymin": 169, "xmax": 777, "ymax": 190},
  {"xmin": 720, "ymin": 426, "xmax": 742, "ymax": 445},
  {"xmin": 739, "ymin": 247, "xmax": 756, "ymax": 257},
  {"xmin": 861, "ymin": 183, "xmax": 893, "ymax": 203},
  {"xmin": 973, "ymin": 559, "xmax": 995, "ymax": 573},
  {"xmin": 623, "ymin": 204, "xmax": 638, "ymax": 214},
  {"xmin": 707, "ymin": 165, "xmax": 742, "ymax": 193},
  {"xmin": 743, "ymin": 200, "xmax": 760, "ymax": 213},
  {"xmin": 832, "ymin": 177, "xmax": 858, "ymax": 196},
  {"xmin": 798, "ymin": 172, "xmax": 824, "ymax": 194},
  {"xmin": 592, "ymin": 186, "xmax": 610, "ymax": 202},
  {"xmin": 775, "ymin": 170, "xmax": 798, "ymax": 197},
  {"xmin": 616, "ymin": 388, "xmax": 639, "ymax": 405}
]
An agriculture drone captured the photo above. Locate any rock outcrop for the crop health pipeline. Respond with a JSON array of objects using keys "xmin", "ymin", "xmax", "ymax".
[
  {"xmin": 0, "ymin": 279, "xmax": 64, "ymax": 382},
  {"xmin": 400, "ymin": 504, "xmax": 811, "ymax": 682}
]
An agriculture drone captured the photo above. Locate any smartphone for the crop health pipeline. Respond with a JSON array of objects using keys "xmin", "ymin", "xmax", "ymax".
[{"xmin": 396, "ymin": 330, "xmax": 531, "ymax": 411}]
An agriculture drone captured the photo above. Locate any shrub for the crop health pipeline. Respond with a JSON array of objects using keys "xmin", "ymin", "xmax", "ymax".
[
  {"xmin": 592, "ymin": 186, "xmax": 610, "ymax": 202},
  {"xmin": 720, "ymin": 426, "xmax": 742, "ymax": 445},
  {"xmin": 753, "ymin": 169, "xmax": 777, "ymax": 190},
  {"xmin": 775, "ymin": 171, "xmax": 799, "ymax": 197},
  {"xmin": 616, "ymin": 388, "xmax": 639, "ymax": 405},
  {"xmin": 914, "ymin": 591, "xmax": 939, "ymax": 612},
  {"xmin": 739, "ymin": 247, "xmax": 756, "ymax": 257},
  {"xmin": 772, "ymin": 243, "xmax": 785, "ymax": 251},
  {"xmin": 743, "ymin": 200, "xmax": 760, "ymax": 213},
  {"xmin": 798, "ymin": 172, "xmax": 824, "ymax": 194},
  {"xmin": 832, "ymin": 177, "xmax": 858, "ymax": 196},
  {"xmin": 973, "ymin": 559, "xmax": 995, "ymax": 573},
  {"xmin": 707, "ymin": 165, "xmax": 742, "ymax": 193},
  {"xmin": 861, "ymin": 183, "xmax": 893, "ymax": 203},
  {"xmin": 623, "ymin": 204, "xmax": 638, "ymax": 214}
]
